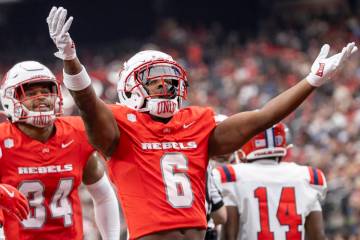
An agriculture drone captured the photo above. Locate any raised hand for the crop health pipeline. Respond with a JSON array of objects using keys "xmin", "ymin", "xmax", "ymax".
[
  {"xmin": 46, "ymin": 6, "xmax": 76, "ymax": 60},
  {"xmin": 0, "ymin": 184, "xmax": 29, "ymax": 221},
  {"xmin": 306, "ymin": 42, "xmax": 357, "ymax": 87}
]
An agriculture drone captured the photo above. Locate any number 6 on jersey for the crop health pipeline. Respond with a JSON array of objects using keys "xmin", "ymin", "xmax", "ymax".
[{"xmin": 161, "ymin": 153, "xmax": 194, "ymax": 208}]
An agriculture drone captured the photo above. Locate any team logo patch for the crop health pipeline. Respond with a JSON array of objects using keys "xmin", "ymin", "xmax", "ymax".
[
  {"xmin": 42, "ymin": 148, "xmax": 50, "ymax": 153},
  {"xmin": 255, "ymin": 139, "xmax": 266, "ymax": 147},
  {"xmin": 316, "ymin": 63, "xmax": 325, "ymax": 77},
  {"xmin": 4, "ymin": 138, "xmax": 14, "ymax": 149},
  {"xmin": 163, "ymin": 128, "xmax": 171, "ymax": 133},
  {"xmin": 127, "ymin": 113, "xmax": 137, "ymax": 122}
]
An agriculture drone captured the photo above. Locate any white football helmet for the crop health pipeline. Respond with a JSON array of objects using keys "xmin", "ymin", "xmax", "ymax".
[
  {"xmin": 117, "ymin": 50, "xmax": 188, "ymax": 118},
  {"xmin": 0, "ymin": 61, "xmax": 63, "ymax": 127}
]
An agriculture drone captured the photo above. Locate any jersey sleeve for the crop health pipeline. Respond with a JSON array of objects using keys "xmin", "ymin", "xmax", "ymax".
[
  {"xmin": 212, "ymin": 166, "xmax": 238, "ymax": 207},
  {"xmin": 308, "ymin": 200, "xmax": 322, "ymax": 212},
  {"xmin": 107, "ymin": 103, "xmax": 126, "ymax": 124},
  {"xmin": 307, "ymin": 167, "xmax": 327, "ymax": 204},
  {"xmin": 207, "ymin": 166, "xmax": 224, "ymax": 212}
]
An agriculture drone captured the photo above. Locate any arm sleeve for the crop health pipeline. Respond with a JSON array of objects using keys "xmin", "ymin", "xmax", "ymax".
[
  {"xmin": 306, "ymin": 167, "xmax": 327, "ymax": 212},
  {"xmin": 86, "ymin": 174, "xmax": 120, "ymax": 240}
]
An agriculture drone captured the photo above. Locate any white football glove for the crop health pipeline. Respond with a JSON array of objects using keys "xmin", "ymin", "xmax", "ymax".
[
  {"xmin": 47, "ymin": 6, "xmax": 76, "ymax": 60},
  {"xmin": 306, "ymin": 42, "xmax": 358, "ymax": 87}
]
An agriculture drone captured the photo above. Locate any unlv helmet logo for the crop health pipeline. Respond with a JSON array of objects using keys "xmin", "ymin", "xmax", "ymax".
[
  {"xmin": 315, "ymin": 63, "xmax": 325, "ymax": 77},
  {"xmin": 33, "ymin": 115, "xmax": 53, "ymax": 127},
  {"xmin": 157, "ymin": 101, "xmax": 176, "ymax": 115}
]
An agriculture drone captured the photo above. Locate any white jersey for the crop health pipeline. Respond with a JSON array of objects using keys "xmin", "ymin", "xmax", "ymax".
[{"xmin": 213, "ymin": 161, "xmax": 327, "ymax": 240}]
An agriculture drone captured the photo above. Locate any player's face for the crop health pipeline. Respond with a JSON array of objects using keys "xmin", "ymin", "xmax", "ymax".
[
  {"xmin": 145, "ymin": 78, "xmax": 177, "ymax": 99},
  {"xmin": 16, "ymin": 82, "xmax": 56, "ymax": 112}
]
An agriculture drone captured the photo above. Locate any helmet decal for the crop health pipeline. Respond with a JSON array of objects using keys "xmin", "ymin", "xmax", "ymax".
[{"xmin": 241, "ymin": 123, "xmax": 289, "ymax": 161}]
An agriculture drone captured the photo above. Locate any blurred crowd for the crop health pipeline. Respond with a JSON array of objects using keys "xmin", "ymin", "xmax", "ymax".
[{"xmin": 2, "ymin": 3, "xmax": 360, "ymax": 239}]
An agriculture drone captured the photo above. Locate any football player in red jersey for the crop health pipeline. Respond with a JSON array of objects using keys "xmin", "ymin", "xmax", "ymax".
[
  {"xmin": 214, "ymin": 123, "xmax": 327, "ymax": 240},
  {"xmin": 47, "ymin": 6, "xmax": 357, "ymax": 240},
  {"xmin": 0, "ymin": 61, "xmax": 120, "ymax": 240}
]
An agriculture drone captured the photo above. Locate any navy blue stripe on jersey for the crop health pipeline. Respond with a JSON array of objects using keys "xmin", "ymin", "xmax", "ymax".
[
  {"xmin": 264, "ymin": 130, "xmax": 268, "ymax": 148},
  {"xmin": 222, "ymin": 165, "xmax": 232, "ymax": 182},
  {"xmin": 221, "ymin": 165, "xmax": 236, "ymax": 182},
  {"xmin": 312, "ymin": 167, "xmax": 319, "ymax": 185}
]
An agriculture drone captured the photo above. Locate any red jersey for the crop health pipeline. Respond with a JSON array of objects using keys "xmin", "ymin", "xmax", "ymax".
[
  {"xmin": 0, "ymin": 209, "xmax": 3, "ymax": 225},
  {"xmin": 108, "ymin": 104, "xmax": 216, "ymax": 239},
  {"xmin": 0, "ymin": 117, "xmax": 94, "ymax": 240}
]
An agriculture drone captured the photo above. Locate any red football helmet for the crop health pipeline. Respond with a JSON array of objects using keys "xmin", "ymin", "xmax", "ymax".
[{"xmin": 239, "ymin": 122, "xmax": 290, "ymax": 161}]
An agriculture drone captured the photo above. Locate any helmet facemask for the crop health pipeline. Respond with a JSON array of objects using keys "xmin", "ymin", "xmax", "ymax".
[{"xmin": 2, "ymin": 78, "xmax": 62, "ymax": 128}]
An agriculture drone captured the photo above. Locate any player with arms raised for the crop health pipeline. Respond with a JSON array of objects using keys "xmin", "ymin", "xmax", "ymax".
[
  {"xmin": 214, "ymin": 123, "xmax": 327, "ymax": 240},
  {"xmin": 47, "ymin": 6, "xmax": 356, "ymax": 240},
  {"xmin": 0, "ymin": 61, "xmax": 120, "ymax": 239}
]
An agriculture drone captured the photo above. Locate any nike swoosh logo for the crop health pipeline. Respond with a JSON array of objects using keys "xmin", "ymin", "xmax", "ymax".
[
  {"xmin": 0, "ymin": 185, "xmax": 14, "ymax": 198},
  {"xmin": 61, "ymin": 140, "xmax": 74, "ymax": 148},
  {"xmin": 183, "ymin": 121, "xmax": 196, "ymax": 129}
]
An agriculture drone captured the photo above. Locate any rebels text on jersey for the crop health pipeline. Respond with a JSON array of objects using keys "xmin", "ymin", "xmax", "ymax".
[
  {"xmin": 213, "ymin": 162, "xmax": 327, "ymax": 240},
  {"xmin": 108, "ymin": 104, "xmax": 216, "ymax": 239},
  {"xmin": 0, "ymin": 117, "xmax": 94, "ymax": 240}
]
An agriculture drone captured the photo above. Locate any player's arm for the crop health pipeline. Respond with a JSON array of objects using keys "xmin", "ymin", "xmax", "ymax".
[
  {"xmin": 46, "ymin": 6, "xmax": 120, "ymax": 157},
  {"xmin": 208, "ymin": 168, "xmax": 227, "ymax": 225},
  {"xmin": 305, "ymin": 211, "xmax": 326, "ymax": 240},
  {"xmin": 210, "ymin": 205, "xmax": 227, "ymax": 225},
  {"xmin": 208, "ymin": 43, "xmax": 357, "ymax": 157},
  {"xmin": 220, "ymin": 206, "xmax": 238, "ymax": 240},
  {"xmin": 83, "ymin": 152, "xmax": 120, "ymax": 240}
]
